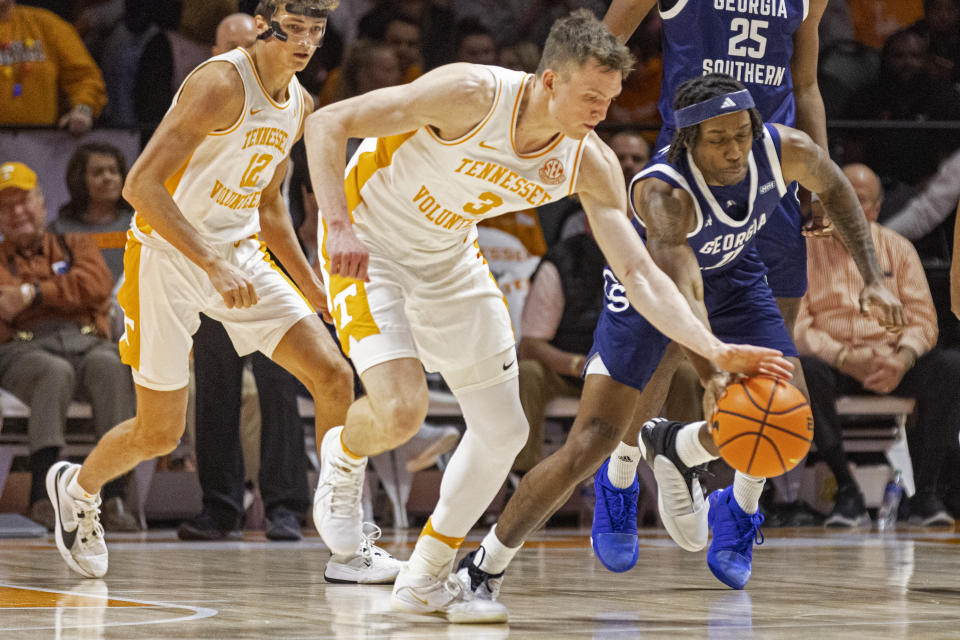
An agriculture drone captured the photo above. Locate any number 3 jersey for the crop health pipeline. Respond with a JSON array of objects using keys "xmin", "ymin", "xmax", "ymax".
[
  {"xmin": 130, "ymin": 48, "xmax": 305, "ymax": 249},
  {"xmin": 658, "ymin": 0, "xmax": 808, "ymax": 130},
  {"xmin": 343, "ymin": 65, "xmax": 587, "ymax": 263}
]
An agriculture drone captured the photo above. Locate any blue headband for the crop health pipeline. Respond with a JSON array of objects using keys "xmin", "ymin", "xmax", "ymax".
[{"xmin": 674, "ymin": 90, "xmax": 755, "ymax": 129}]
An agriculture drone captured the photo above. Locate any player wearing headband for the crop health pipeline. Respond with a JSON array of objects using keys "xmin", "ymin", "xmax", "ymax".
[
  {"xmin": 458, "ymin": 73, "xmax": 901, "ymax": 598},
  {"xmin": 43, "ymin": 0, "xmax": 389, "ymax": 581}
]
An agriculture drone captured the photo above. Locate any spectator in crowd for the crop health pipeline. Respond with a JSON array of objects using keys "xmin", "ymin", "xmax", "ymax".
[
  {"xmin": 0, "ymin": 161, "xmax": 137, "ymax": 532},
  {"xmin": 339, "ymin": 39, "xmax": 402, "ymax": 101},
  {"xmin": 952, "ymin": 202, "xmax": 960, "ymax": 320},
  {"xmin": 912, "ymin": 0, "xmax": 960, "ymax": 82},
  {"xmin": 607, "ymin": 14, "xmax": 662, "ymax": 129},
  {"xmin": 797, "ymin": 163, "xmax": 960, "ymax": 527},
  {"xmin": 317, "ymin": 12, "xmax": 422, "ymax": 107},
  {"xmin": 50, "ymin": 142, "xmax": 133, "ymax": 283},
  {"xmin": 883, "ymin": 146, "xmax": 960, "ymax": 241},
  {"xmin": 844, "ymin": 27, "xmax": 960, "ymax": 186},
  {"xmin": 0, "ymin": 0, "xmax": 106, "ymax": 134},
  {"xmin": 848, "ymin": 0, "xmax": 924, "ymax": 50},
  {"xmin": 176, "ymin": 10, "xmax": 311, "ymax": 543},
  {"xmin": 357, "ymin": 0, "xmax": 455, "ymax": 70},
  {"xmin": 497, "ymin": 40, "xmax": 540, "ymax": 74},
  {"xmin": 453, "ymin": 17, "xmax": 496, "ymax": 65}
]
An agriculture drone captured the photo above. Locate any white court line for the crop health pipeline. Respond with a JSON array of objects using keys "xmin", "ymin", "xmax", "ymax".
[{"xmin": 0, "ymin": 582, "xmax": 217, "ymax": 632}]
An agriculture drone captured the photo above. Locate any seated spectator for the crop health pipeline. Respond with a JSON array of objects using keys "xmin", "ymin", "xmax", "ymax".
[
  {"xmin": 497, "ymin": 40, "xmax": 540, "ymax": 74},
  {"xmin": 318, "ymin": 13, "xmax": 422, "ymax": 107},
  {"xmin": 883, "ymin": 146, "xmax": 960, "ymax": 241},
  {"xmin": 357, "ymin": 0, "xmax": 455, "ymax": 70},
  {"xmin": 454, "ymin": 17, "xmax": 496, "ymax": 65},
  {"xmin": 513, "ymin": 222, "xmax": 605, "ymax": 473},
  {"xmin": 844, "ymin": 27, "xmax": 960, "ymax": 186},
  {"xmin": 796, "ymin": 163, "xmax": 960, "ymax": 527},
  {"xmin": 477, "ymin": 210, "xmax": 546, "ymax": 333},
  {"xmin": 0, "ymin": 161, "xmax": 137, "ymax": 532},
  {"xmin": 50, "ymin": 142, "xmax": 133, "ymax": 283},
  {"xmin": 0, "ymin": 0, "xmax": 106, "ymax": 135},
  {"xmin": 912, "ymin": 0, "xmax": 960, "ymax": 82}
]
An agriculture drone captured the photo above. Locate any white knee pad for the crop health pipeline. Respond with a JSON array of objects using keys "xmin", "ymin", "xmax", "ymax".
[
  {"xmin": 441, "ymin": 347, "xmax": 519, "ymax": 394},
  {"xmin": 454, "ymin": 374, "xmax": 529, "ymax": 457}
]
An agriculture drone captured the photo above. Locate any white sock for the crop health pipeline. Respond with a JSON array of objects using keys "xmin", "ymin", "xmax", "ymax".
[
  {"xmin": 733, "ymin": 472, "xmax": 765, "ymax": 514},
  {"xmin": 475, "ymin": 526, "xmax": 521, "ymax": 575},
  {"xmin": 675, "ymin": 421, "xmax": 716, "ymax": 468},
  {"xmin": 66, "ymin": 468, "xmax": 97, "ymax": 502},
  {"xmin": 408, "ymin": 534, "xmax": 458, "ymax": 578},
  {"xmin": 607, "ymin": 442, "xmax": 641, "ymax": 488}
]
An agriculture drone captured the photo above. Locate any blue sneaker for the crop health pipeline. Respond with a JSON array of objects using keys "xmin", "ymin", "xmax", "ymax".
[
  {"xmin": 706, "ymin": 486, "xmax": 765, "ymax": 590},
  {"xmin": 591, "ymin": 459, "xmax": 639, "ymax": 573}
]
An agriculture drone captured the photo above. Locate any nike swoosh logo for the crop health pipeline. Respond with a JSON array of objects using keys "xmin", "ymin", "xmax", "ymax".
[
  {"xmin": 502, "ymin": 360, "xmax": 515, "ymax": 370},
  {"xmin": 55, "ymin": 467, "xmax": 77, "ymax": 550},
  {"xmin": 250, "ymin": 107, "xmax": 264, "ymax": 116},
  {"xmin": 400, "ymin": 588, "xmax": 430, "ymax": 606},
  {"xmin": 479, "ymin": 140, "xmax": 498, "ymax": 151}
]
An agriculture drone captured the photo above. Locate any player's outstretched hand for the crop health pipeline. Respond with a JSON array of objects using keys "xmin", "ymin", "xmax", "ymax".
[
  {"xmin": 207, "ymin": 259, "xmax": 258, "ymax": 309},
  {"xmin": 859, "ymin": 281, "xmax": 905, "ymax": 332},
  {"xmin": 713, "ymin": 343, "xmax": 794, "ymax": 380},
  {"xmin": 326, "ymin": 224, "xmax": 370, "ymax": 282}
]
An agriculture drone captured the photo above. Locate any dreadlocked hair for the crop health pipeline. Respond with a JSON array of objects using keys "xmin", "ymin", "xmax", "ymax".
[{"xmin": 667, "ymin": 73, "xmax": 763, "ymax": 164}]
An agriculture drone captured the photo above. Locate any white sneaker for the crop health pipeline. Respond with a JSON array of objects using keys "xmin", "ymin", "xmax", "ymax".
[
  {"xmin": 455, "ymin": 548, "xmax": 503, "ymax": 601},
  {"xmin": 325, "ymin": 523, "xmax": 403, "ymax": 584},
  {"xmin": 391, "ymin": 567, "xmax": 508, "ymax": 623},
  {"xmin": 314, "ymin": 426, "xmax": 367, "ymax": 555},
  {"xmin": 640, "ymin": 419, "xmax": 709, "ymax": 552},
  {"xmin": 46, "ymin": 461, "xmax": 108, "ymax": 578}
]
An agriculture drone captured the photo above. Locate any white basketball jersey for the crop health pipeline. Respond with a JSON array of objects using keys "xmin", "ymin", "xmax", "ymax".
[
  {"xmin": 131, "ymin": 47, "xmax": 305, "ymax": 248},
  {"xmin": 344, "ymin": 66, "xmax": 588, "ymax": 260}
]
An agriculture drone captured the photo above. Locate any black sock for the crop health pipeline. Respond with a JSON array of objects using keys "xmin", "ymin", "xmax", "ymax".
[{"xmin": 29, "ymin": 447, "xmax": 59, "ymax": 504}]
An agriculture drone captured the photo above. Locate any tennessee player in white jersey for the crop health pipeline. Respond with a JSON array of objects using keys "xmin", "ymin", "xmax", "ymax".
[
  {"xmin": 306, "ymin": 10, "xmax": 792, "ymax": 623},
  {"xmin": 44, "ymin": 0, "xmax": 357, "ymax": 580}
]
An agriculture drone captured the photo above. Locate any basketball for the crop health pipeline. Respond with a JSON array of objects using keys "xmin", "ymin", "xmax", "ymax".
[{"xmin": 711, "ymin": 376, "xmax": 813, "ymax": 478}]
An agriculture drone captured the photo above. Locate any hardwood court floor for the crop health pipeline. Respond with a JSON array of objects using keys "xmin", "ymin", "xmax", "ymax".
[{"xmin": 1, "ymin": 526, "xmax": 959, "ymax": 639}]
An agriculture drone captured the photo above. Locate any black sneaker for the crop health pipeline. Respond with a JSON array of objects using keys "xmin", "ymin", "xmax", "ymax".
[
  {"xmin": 639, "ymin": 418, "xmax": 709, "ymax": 551},
  {"xmin": 177, "ymin": 511, "xmax": 242, "ymax": 541},
  {"xmin": 265, "ymin": 507, "xmax": 303, "ymax": 541},
  {"xmin": 909, "ymin": 492, "xmax": 955, "ymax": 527},
  {"xmin": 455, "ymin": 548, "xmax": 503, "ymax": 601},
  {"xmin": 824, "ymin": 484, "xmax": 870, "ymax": 528}
]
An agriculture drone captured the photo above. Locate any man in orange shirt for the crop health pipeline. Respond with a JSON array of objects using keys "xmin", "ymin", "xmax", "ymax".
[
  {"xmin": 797, "ymin": 162, "xmax": 960, "ymax": 527},
  {"xmin": 0, "ymin": 0, "xmax": 106, "ymax": 134}
]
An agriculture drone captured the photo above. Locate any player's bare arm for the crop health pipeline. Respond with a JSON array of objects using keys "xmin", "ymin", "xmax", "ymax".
[
  {"xmin": 123, "ymin": 61, "xmax": 257, "ymax": 308},
  {"xmin": 576, "ymin": 140, "xmax": 792, "ymax": 379},
  {"xmin": 777, "ymin": 124, "xmax": 905, "ymax": 328},
  {"xmin": 602, "ymin": 0, "xmax": 657, "ymax": 43},
  {"xmin": 303, "ymin": 63, "xmax": 498, "ymax": 281},
  {"xmin": 258, "ymin": 87, "xmax": 326, "ymax": 311},
  {"xmin": 790, "ymin": 0, "xmax": 829, "ymax": 151}
]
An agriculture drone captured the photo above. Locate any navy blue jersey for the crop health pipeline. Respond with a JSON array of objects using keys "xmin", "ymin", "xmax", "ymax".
[
  {"xmin": 633, "ymin": 124, "xmax": 790, "ymax": 276},
  {"xmin": 658, "ymin": 0, "xmax": 808, "ymax": 131},
  {"xmin": 591, "ymin": 123, "xmax": 797, "ymax": 392}
]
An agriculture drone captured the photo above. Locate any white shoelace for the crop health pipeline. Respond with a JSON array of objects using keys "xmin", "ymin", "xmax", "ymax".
[
  {"xmin": 76, "ymin": 496, "xmax": 104, "ymax": 545},
  {"xmin": 358, "ymin": 522, "xmax": 388, "ymax": 564},
  {"xmin": 325, "ymin": 458, "xmax": 364, "ymax": 516}
]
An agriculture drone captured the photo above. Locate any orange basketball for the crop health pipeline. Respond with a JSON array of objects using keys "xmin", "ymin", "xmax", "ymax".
[{"xmin": 711, "ymin": 376, "xmax": 813, "ymax": 478}]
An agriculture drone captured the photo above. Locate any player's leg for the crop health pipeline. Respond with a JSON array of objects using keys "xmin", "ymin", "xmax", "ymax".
[{"xmin": 49, "ymin": 384, "xmax": 189, "ymax": 578}]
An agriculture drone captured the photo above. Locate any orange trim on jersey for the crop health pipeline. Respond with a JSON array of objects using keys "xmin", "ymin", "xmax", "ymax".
[
  {"xmin": 318, "ymin": 218, "xmax": 381, "ymax": 356},
  {"xmin": 567, "ymin": 137, "xmax": 587, "ymax": 196},
  {"xmin": 257, "ymin": 239, "xmax": 314, "ymax": 312},
  {"xmin": 424, "ymin": 72, "xmax": 502, "ymax": 146},
  {"xmin": 208, "ymin": 104, "xmax": 246, "ymax": 136},
  {"xmin": 238, "ymin": 47, "xmax": 293, "ymax": 110},
  {"xmin": 510, "ymin": 75, "xmax": 565, "ymax": 159},
  {"xmin": 474, "ymin": 239, "xmax": 516, "ymax": 341},
  {"xmin": 344, "ymin": 131, "xmax": 417, "ymax": 213},
  {"xmin": 134, "ymin": 213, "xmax": 152, "ymax": 235},
  {"xmin": 164, "ymin": 152, "xmax": 194, "ymax": 197},
  {"xmin": 418, "ymin": 518, "xmax": 466, "ymax": 549},
  {"xmin": 117, "ymin": 230, "xmax": 143, "ymax": 371}
]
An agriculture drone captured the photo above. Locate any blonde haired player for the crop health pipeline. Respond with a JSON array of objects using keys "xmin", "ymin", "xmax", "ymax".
[
  {"xmin": 45, "ymin": 0, "xmax": 372, "ymax": 579},
  {"xmin": 306, "ymin": 9, "xmax": 793, "ymax": 623}
]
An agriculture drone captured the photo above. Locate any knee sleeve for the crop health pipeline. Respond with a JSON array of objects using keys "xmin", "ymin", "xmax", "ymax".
[
  {"xmin": 454, "ymin": 375, "xmax": 529, "ymax": 456},
  {"xmin": 442, "ymin": 347, "xmax": 518, "ymax": 394}
]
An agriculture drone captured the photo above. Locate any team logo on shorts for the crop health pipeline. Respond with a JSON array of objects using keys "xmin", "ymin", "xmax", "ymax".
[{"xmin": 539, "ymin": 158, "xmax": 565, "ymax": 185}]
